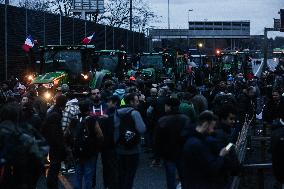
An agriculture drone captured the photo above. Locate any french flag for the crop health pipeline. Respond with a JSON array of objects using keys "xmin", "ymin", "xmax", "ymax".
[
  {"xmin": 22, "ymin": 35, "xmax": 34, "ymax": 52},
  {"xmin": 82, "ymin": 32, "xmax": 95, "ymax": 45}
]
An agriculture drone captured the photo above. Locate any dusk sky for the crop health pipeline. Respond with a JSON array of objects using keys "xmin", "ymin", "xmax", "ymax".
[{"xmin": 149, "ymin": 0, "xmax": 284, "ymax": 37}]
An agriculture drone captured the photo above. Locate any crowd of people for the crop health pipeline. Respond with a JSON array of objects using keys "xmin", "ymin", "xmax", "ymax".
[{"xmin": 0, "ymin": 64, "xmax": 284, "ymax": 189}]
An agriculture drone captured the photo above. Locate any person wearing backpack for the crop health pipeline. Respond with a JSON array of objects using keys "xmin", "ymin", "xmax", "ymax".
[
  {"xmin": 66, "ymin": 100, "xmax": 103, "ymax": 189},
  {"xmin": 114, "ymin": 93, "xmax": 146, "ymax": 189}
]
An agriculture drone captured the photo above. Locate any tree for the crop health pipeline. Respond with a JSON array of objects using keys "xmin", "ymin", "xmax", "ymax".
[
  {"xmin": 97, "ymin": 0, "xmax": 130, "ymax": 28},
  {"xmin": 47, "ymin": 0, "xmax": 73, "ymax": 16},
  {"xmin": 18, "ymin": 0, "xmax": 50, "ymax": 12},
  {"xmin": 98, "ymin": 0, "xmax": 158, "ymax": 32}
]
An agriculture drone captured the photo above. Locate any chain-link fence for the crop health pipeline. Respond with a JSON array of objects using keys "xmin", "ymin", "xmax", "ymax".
[{"xmin": 0, "ymin": 4, "xmax": 147, "ymax": 80}]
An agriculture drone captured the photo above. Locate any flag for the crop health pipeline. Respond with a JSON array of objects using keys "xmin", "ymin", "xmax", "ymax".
[
  {"xmin": 22, "ymin": 35, "xmax": 34, "ymax": 52},
  {"xmin": 82, "ymin": 32, "xmax": 95, "ymax": 44}
]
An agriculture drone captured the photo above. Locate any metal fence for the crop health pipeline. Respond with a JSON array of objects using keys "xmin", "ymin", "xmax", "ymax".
[{"xmin": 0, "ymin": 4, "xmax": 146, "ymax": 80}]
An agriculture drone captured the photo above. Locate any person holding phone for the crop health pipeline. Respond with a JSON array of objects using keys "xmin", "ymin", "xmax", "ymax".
[
  {"xmin": 182, "ymin": 111, "xmax": 231, "ymax": 189},
  {"xmin": 209, "ymin": 104, "xmax": 241, "ymax": 188}
]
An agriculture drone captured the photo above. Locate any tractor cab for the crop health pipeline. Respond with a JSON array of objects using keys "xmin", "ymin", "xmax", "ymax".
[{"xmin": 31, "ymin": 45, "xmax": 96, "ymax": 96}]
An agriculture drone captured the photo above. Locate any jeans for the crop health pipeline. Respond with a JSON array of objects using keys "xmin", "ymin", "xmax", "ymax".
[
  {"xmin": 101, "ymin": 149, "xmax": 119, "ymax": 189},
  {"xmin": 164, "ymin": 160, "xmax": 184, "ymax": 189},
  {"xmin": 117, "ymin": 154, "xmax": 139, "ymax": 189},
  {"xmin": 74, "ymin": 156, "xmax": 97, "ymax": 189}
]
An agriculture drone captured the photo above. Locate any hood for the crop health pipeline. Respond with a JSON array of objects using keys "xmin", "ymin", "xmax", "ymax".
[
  {"xmin": 66, "ymin": 98, "xmax": 78, "ymax": 106},
  {"xmin": 113, "ymin": 89, "xmax": 125, "ymax": 100},
  {"xmin": 32, "ymin": 71, "xmax": 66, "ymax": 84},
  {"xmin": 117, "ymin": 107, "xmax": 135, "ymax": 116}
]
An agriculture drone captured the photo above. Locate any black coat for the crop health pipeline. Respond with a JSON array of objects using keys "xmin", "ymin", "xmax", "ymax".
[
  {"xmin": 41, "ymin": 106, "xmax": 66, "ymax": 161},
  {"xmin": 182, "ymin": 130, "xmax": 230, "ymax": 189},
  {"xmin": 154, "ymin": 113, "xmax": 190, "ymax": 161}
]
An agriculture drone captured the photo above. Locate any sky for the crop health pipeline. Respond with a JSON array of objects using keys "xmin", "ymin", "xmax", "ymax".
[{"xmin": 149, "ymin": 0, "xmax": 284, "ymax": 38}]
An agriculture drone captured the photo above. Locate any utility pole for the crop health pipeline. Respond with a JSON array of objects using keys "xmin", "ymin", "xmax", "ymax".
[
  {"xmin": 168, "ymin": 0, "xmax": 170, "ymax": 29},
  {"xmin": 130, "ymin": 0, "xmax": 133, "ymax": 31}
]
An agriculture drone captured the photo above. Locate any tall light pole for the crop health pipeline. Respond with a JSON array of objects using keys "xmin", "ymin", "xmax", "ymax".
[
  {"xmin": 168, "ymin": 0, "xmax": 170, "ymax": 29},
  {"xmin": 188, "ymin": 9, "xmax": 193, "ymax": 28}
]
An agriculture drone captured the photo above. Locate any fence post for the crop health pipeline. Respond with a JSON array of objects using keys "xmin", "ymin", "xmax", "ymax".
[
  {"xmin": 59, "ymin": 15, "xmax": 62, "ymax": 45},
  {"xmin": 25, "ymin": 9, "xmax": 28, "ymax": 36},
  {"xmin": 112, "ymin": 27, "xmax": 114, "ymax": 50},
  {"xmin": 4, "ymin": 2, "xmax": 8, "ymax": 80},
  {"xmin": 104, "ymin": 25, "xmax": 107, "ymax": 49},
  {"xmin": 43, "ymin": 12, "xmax": 46, "ymax": 46}
]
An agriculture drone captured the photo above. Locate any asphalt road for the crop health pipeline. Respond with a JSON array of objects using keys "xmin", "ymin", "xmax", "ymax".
[{"xmin": 37, "ymin": 152, "xmax": 167, "ymax": 189}]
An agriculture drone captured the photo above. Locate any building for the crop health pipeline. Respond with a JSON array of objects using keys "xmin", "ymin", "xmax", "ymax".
[{"xmin": 149, "ymin": 20, "xmax": 251, "ymax": 53}]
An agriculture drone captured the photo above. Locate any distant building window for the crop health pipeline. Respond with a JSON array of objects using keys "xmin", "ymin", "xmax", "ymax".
[
  {"xmin": 232, "ymin": 22, "xmax": 241, "ymax": 26},
  {"xmin": 223, "ymin": 22, "xmax": 231, "ymax": 26},
  {"xmin": 214, "ymin": 22, "xmax": 222, "ymax": 25},
  {"xmin": 242, "ymin": 23, "xmax": 250, "ymax": 27}
]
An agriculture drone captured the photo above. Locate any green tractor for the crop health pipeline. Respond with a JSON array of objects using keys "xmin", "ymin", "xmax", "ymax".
[
  {"xmin": 31, "ymin": 45, "xmax": 97, "ymax": 97},
  {"xmin": 92, "ymin": 50, "xmax": 128, "ymax": 87},
  {"xmin": 130, "ymin": 51, "xmax": 179, "ymax": 83}
]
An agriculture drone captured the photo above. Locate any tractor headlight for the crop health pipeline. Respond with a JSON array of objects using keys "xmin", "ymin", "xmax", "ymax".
[{"xmin": 44, "ymin": 92, "xmax": 51, "ymax": 100}]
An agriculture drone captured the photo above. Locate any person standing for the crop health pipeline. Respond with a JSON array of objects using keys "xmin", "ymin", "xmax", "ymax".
[
  {"xmin": 114, "ymin": 93, "xmax": 146, "ymax": 189},
  {"xmin": 68, "ymin": 100, "xmax": 103, "ymax": 189},
  {"xmin": 154, "ymin": 97, "xmax": 191, "ymax": 189},
  {"xmin": 41, "ymin": 95, "xmax": 67, "ymax": 189},
  {"xmin": 100, "ymin": 95, "xmax": 120, "ymax": 189},
  {"xmin": 182, "ymin": 111, "xmax": 231, "ymax": 189}
]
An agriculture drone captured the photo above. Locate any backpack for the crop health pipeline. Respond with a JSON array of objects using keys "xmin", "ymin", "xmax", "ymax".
[
  {"xmin": 0, "ymin": 121, "xmax": 49, "ymax": 167},
  {"xmin": 72, "ymin": 116, "xmax": 97, "ymax": 159},
  {"xmin": 117, "ymin": 110, "xmax": 140, "ymax": 149}
]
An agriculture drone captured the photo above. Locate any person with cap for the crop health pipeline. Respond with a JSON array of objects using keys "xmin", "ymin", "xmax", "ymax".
[{"xmin": 154, "ymin": 97, "xmax": 191, "ymax": 189}]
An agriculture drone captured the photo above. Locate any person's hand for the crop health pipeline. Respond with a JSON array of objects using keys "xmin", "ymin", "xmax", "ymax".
[
  {"xmin": 99, "ymin": 114, "xmax": 109, "ymax": 119},
  {"xmin": 219, "ymin": 147, "xmax": 230, "ymax": 157},
  {"xmin": 139, "ymin": 94, "xmax": 145, "ymax": 101}
]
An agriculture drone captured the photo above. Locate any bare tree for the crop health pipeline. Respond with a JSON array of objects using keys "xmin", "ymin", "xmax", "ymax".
[
  {"xmin": 18, "ymin": 0, "xmax": 50, "ymax": 11},
  {"xmin": 97, "ymin": 0, "xmax": 129, "ymax": 27},
  {"xmin": 98, "ymin": 0, "xmax": 158, "ymax": 31},
  {"xmin": 48, "ymin": 0, "xmax": 73, "ymax": 16}
]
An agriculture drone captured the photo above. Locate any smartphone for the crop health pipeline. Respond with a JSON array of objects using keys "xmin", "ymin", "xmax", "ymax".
[{"xmin": 225, "ymin": 143, "xmax": 234, "ymax": 151}]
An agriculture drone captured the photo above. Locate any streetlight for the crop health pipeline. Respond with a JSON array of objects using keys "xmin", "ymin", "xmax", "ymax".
[
  {"xmin": 197, "ymin": 42, "xmax": 203, "ymax": 66},
  {"xmin": 188, "ymin": 9, "xmax": 193, "ymax": 28}
]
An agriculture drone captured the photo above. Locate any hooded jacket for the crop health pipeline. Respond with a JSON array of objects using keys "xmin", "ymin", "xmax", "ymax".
[{"xmin": 114, "ymin": 106, "xmax": 146, "ymax": 155}]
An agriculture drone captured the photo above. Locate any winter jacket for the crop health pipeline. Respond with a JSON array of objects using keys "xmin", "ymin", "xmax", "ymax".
[
  {"xmin": 155, "ymin": 113, "xmax": 190, "ymax": 161},
  {"xmin": 41, "ymin": 106, "xmax": 66, "ymax": 161},
  {"xmin": 183, "ymin": 130, "xmax": 230, "ymax": 189},
  {"xmin": 114, "ymin": 107, "xmax": 146, "ymax": 155}
]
